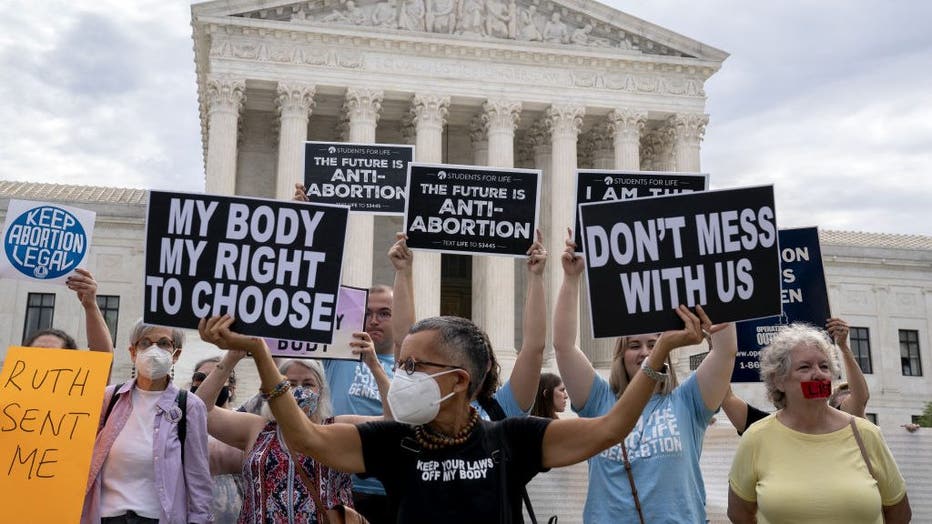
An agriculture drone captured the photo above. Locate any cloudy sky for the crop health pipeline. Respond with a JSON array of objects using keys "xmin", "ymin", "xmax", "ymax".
[{"xmin": 1, "ymin": 1, "xmax": 929, "ymax": 235}]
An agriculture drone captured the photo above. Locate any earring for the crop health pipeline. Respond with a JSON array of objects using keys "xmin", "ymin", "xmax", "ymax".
[
  {"xmin": 170, "ymin": 365, "xmax": 175, "ymax": 381},
  {"xmin": 131, "ymin": 364, "xmax": 136, "ymax": 379}
]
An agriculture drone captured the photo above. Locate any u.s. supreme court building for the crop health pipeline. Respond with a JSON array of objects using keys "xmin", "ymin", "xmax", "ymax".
[{"xmin": 1, "ymin": 0, "xmax": 931, "ymax": 519}]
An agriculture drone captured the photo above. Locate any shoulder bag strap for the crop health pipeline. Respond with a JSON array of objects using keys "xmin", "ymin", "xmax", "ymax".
[
  {"xmin": 176, "ymin": 389, "xmax": 187, "ymax": 466},
  {"xmin": 291, "ymin": 450, "xmax": 330, "ymax": 524},
  {"xmin": 101, "ymin": 383, "xmax": 125, "ymax": 431},
  {"xmin": 621, "ymin": 444, "xmax": 646, "ymax": 524},
  {"xmin": 481, "ymin": 399, "xmax": 539, "ymax": 524},
  {"xmin": 849, "ymin": 417, "xmax": 877, "ymax": 481}
]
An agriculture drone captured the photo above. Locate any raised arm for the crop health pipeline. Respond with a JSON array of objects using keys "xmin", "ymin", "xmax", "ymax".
[
  {"xmin": 721, "ymin": 386, "xmax": 750, "ymax": 434},
  {"xmin": 507, "ymin": 230, "xmax": 548, "ymax": 411},
  {"xmin": 199, "ymin": 315, "xmax": 366, "ymax": 473},
  {"xmin": 351, "ymin": 330, "xmax": 392, "ymax": 419},
  {"xmin": 552, "ymin": 229, "xmax": 597, "ymax": 409},
  {"xmin": 389, "ymin": 232, "xmax": 415, "ymax": 361},
  {"xmin": 694, "ymin": 309, "xmax": 738, "ymax": 412},
  {"xmin": 542, "ymin": 306, "xmax": 704, "ymax": 467},
  {"xmin": 67, "ymin": 268, "xmax": 113, "ymax": 353},
  {"xmin": 193, "ymin": 350, "xmax": 267, "ymax": 451},
  {"xmin": 828, "ymin": 318, "xmax": 869, "ymax": 418}
]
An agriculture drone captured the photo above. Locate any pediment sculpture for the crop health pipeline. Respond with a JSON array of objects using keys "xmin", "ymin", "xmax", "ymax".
[{"xmin": 240, "ymin": 0, "xmax": 688, "ymax": 56}]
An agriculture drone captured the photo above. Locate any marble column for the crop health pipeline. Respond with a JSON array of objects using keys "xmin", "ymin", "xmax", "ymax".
[
  {"xmin": 546, "ymin": 104, "xmax": 585, "ymax": 353},
  {"xmin": 274, "ymin": 82, "xmax": 316, "ymax": 200},
  {"xmin": 581, "ymin": 111, "xmax": 646, "ymax": 366},
  {"xmin": 205, "ymin": 75, "xmax": 246, "ymax": 195},
  {"xmin": 528, "ymin": 120, "xmax": 554, "ymax": 362},
  {"xmin": 341, "ymin": 88, "xmax": 383, "ymax": 288},
  {"xmin": 411, "ymin": 94, "xmax": 450, "ymax": 319},
  {"xmin": 610, "ymin": 109, "xmax": 647, "ymax": 171},
  {"xmin": 473, "ymin": 100, "xmax": 521, "ymax": 354},
  {"xmin": 670, "ymin": 113, "xmax": 708, "ymax": 172}
]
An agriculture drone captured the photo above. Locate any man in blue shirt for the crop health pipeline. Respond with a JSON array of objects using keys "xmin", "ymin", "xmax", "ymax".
[{"xmin": 324, "ymin": 284, "xmax": 396, "ymax": 523}]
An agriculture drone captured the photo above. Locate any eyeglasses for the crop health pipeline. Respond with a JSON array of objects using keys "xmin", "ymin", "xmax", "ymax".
[
  {"xmin": 393, "ymin": 357, "xmax": 465, "ymax": 376},
  {"xmin": 365, "ymin": 309, "xmax": 392, "ymax": 322},
  {"xmin": 134, "ymin": 337, "xmax": 176, "ymax": 352}
]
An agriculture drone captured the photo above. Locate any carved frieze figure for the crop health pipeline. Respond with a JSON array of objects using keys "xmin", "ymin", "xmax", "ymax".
[
  {"xmin": 516, "ymin": 5, "xmax": 542, "ymax": 41},
  {"xmin": 570, "ymin": 23, "xmax": 591, "ymax": 45},
  {"xmin": 485, "ymin": 0, "xmax": 512, "ymax": 38},
  {"xmin": 456, "ymin": 0, "xmax": 485, "ymax": 35},
  {"xmin": 371, "ymin": 0, "xmax": 399, "ymax": 27},
  {"xmin": 399, "ymin": 0, "xmax": 428, "ymax": 31},
  {"xmin": 320, "ymin": 0, "xmax": 367, "ymax": 24},
  {"xmin": 543, "ymin": 12, "xmax": 568, "ymax": 43},
  {"xmin": 429, "ymin": 0, "xmax": 457, "ymax": 33}
]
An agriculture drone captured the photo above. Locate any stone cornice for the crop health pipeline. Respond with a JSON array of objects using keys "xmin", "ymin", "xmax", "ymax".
[{"xmin": 194, "ymin": 15, "xmax": 722, "ymax": 77}]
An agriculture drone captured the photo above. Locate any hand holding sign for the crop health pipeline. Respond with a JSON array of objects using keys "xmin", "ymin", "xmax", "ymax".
[
  {"xmin": 825, "ymin": 318, "xmax": 849, "ymax": 347},
  {"xmin": 65, "ymin": 268, "xmax": 99, "ymax": 309},
  {"xmin": 198, "ymin": 315, "xmax": 266, "ymax": 355},
  {"xmin": 294, "ymin": 183, "xmax": 310, "ymax": 202},
  {"xmin": 350, "ymin": 331, "xmax": 378, "ymax": 367}
]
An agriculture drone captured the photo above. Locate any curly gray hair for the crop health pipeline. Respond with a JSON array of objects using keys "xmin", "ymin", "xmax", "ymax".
[{"xmin": 760, "ymin": 323, "xmax": 838, "ymax": 409}]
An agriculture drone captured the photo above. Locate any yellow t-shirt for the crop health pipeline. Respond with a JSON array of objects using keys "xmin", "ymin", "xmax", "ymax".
[{"xmin": 729, "ymin": 414, "xmax": 906, "ymax": 524}]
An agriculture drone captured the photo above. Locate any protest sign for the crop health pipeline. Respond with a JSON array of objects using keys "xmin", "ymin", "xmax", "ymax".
[
  {"xmin": 265, "ymin": 285, "xmax": 368, "ymax": 360},
  {"xmin": 573, "ymin": 170, "xmax": 708, "ymax": 253},
  {"xmin": 0, "ymin": 199, "xmax": 96, "ymax": 284},
  {"xmin": 0, "ymin": 347, "xmax": 112, "ymax": 523},
  {"xmin": 304, "ymin": 141, "xmax": 414, "ymax": 215},
  {"xmin": 404, "ymin": 163, "xmax": 541, "ymax": 257},
  {"xmin": 144, "ymin": 191, "xmax": 348, "ymax": 343},
  {"xmin": 732, "ymin": 227, "xmax": 831, "ymax": 382},
  {"xmin": 579, "ymin": 185, "xmax": 781, "ymax": 338}
]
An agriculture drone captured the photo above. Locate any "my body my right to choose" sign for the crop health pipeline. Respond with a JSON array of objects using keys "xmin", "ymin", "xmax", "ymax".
[
  {"xmin": 579, "ymin": 185, "xmax": 782, "ymax": 338},
  {"xmin": 144, "ymin": 191, "xmax": 348, "ymax": 343}
]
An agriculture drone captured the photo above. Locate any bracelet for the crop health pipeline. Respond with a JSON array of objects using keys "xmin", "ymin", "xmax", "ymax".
[
  {"xmin": 702, "ymin": 328, "xmax": 713, "ymax": 352},
  {"xmin": 640, "ymin": 361, "xmax": 668, "ymax": 382},
  {"xmin": 261, "ymin": 379, "xmax": 291, "ymax": 401}
]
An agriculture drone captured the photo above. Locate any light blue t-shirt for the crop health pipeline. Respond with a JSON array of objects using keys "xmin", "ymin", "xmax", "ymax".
[
  {"xmin": 472, "ymin": 381, "xmax": 529, "ymax": 420},
  {"xmin": 577, "ymin": 373, "xmax": 713, "ymax": 524},
  {"xmin": 324, "ymin": 355, "xmax": 395, "ymax": 495}
]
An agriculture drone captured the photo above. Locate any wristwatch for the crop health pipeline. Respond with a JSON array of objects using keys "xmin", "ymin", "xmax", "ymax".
[{"xmin": 641, "ymin": 361, "xmax": 669, "ymax": 382}]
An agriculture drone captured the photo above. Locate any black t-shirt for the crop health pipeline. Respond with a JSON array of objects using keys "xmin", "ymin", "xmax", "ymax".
[
  {"xmin": 357, "ymin": 417, "xmax": 551, "ymax": 524},
  {"xmin": 739, "ymin": 404, "xmax": 770, "ymax": 436}
]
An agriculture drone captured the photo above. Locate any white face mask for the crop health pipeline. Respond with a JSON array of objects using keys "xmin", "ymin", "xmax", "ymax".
[
  {"xmin": 135, "ymin": 346, "xmax": 175, "ymax": 380},
  {"xmin": 387, "ymin": 369, "xmax": 458, "ymax": 425}
]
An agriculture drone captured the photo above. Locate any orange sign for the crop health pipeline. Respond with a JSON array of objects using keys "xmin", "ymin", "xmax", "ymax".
[{"xmin": 0, "ymin": 346, "xmax": 112, "ymax": 523}]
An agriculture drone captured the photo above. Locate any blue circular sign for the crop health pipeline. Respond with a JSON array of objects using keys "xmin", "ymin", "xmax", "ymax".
[{"xmin": 4, "ymin": 205, "xmax": 87, "ymax": 280}]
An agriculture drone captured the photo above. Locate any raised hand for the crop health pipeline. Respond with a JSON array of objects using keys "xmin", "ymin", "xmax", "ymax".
[
  {"xmin": 388, "ymin": 232, "xmax": 413, "ymax": 271},
  {"xmin": 561, "ymin": 227, "xmax": 586, "ymax": 276},
  {"xmin": 67, "ymin": 268, "xmax": 99, "ymax": 309},
  {"xmin": 526, "ymin": 229, "xmax": 548, "ymax": 275},
  {"xmin": 656, "ymin": 304, "xmax": 706, "ymax": 351},
  {"xmin": 826, "ymin": 318, "xmax": 849, "ymax": 348},
  {"xmin": 198, "ymin": 315, "xmax": 265, "ymax": 354},
  {"xmin": 293, "ymin": 183, "xmax": 309, "ymax": 202},
  {"xmin": 350, "ymin": 331, "xmax": 378, "ymax": 367}
]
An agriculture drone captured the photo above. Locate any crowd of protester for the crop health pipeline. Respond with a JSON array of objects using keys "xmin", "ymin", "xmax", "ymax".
[{"xmin": 18, "ymin": 214, "xmax": 914, "ymax": 523}]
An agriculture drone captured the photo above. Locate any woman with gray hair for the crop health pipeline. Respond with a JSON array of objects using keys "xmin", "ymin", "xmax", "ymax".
[
  {"xmin": 728, "ymin": 323, "xmax": 911, "ymax": 523},
  {"xmin": 81, "ymin": 320, "xmax": 212, "ymax": 524},
  {"xmin": 195, "ymin": 333, "xmax": 385, "ymax": 523},
  {"xmin": 198, "ymin": 305, "xmax": 708, "ymax": 524}
]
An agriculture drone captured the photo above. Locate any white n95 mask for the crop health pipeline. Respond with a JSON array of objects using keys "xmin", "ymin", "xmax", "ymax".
[
  {"xmin": 387, "ymin": 370, "xmax": 458, "ymax": 425},
  {"xmin": 135, "ymin": 346, "xmax": 174, "ymax": 380}
]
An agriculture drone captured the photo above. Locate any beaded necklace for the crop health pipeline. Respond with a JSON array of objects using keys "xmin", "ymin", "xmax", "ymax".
[{"xmin": 414, "ymin": 407, "xmax": 480, "ymax": 450}]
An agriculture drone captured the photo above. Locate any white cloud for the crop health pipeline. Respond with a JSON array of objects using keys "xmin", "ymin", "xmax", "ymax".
[{"xmin": 0, "ymin": 0, "xmax": 929, "ymax": 234}]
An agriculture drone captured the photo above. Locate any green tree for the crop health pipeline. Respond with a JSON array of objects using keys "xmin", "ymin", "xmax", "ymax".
[{"xmin": 919, "ymin": 401, "xmax": 932, "ymax": 427}]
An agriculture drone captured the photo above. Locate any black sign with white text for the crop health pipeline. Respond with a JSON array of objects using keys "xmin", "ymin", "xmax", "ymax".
[
  {"xmin": 144, "ymin": 191, "xmax": 348, "ymax": 343},
  {"xmin": 579, "ymin": 185, "xmax": 781, "ymax": 338},
  {"xmin": 732, "ymin": 227, "xmax": 831, "ymax": 382},
  {"xmin": 573, "ymin": 170, "xmax": 708, "ymax": 252},
  {"xmin": 404, "ymin": 163, "xmax": 541, "ymax": 257},
  {"xmin": 304, "ymin": 141, "xmax": 414, "ymax": 215}
]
